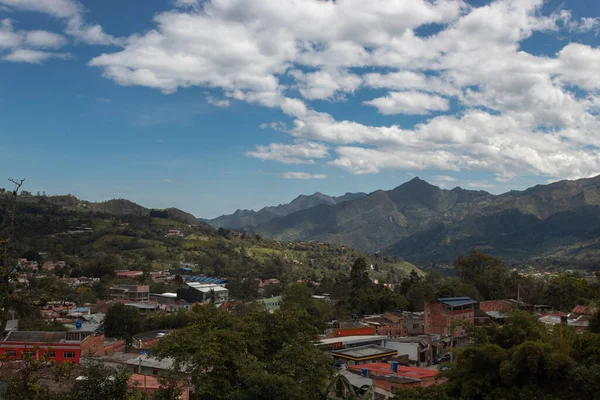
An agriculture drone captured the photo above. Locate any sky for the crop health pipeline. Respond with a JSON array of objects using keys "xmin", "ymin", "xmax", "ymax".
[{"xmin": 1, "ymin": 0, "xmax": 600, "ymax": 218}]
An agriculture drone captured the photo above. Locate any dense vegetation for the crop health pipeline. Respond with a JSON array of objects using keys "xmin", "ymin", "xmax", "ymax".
[
  {"xmin": 394, "ymin": 310, "xmax": 600, "ymax": 400},
  {"xmin": 0, "ymin": 190, "xmax": 415, "ymax": 284}
]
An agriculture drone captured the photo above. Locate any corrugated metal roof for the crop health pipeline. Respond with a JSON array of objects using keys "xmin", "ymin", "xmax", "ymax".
[
  {"xmin": 437, "ymin": 297, "xmax": 477, "ymax": 307},
  {"xmin": 185, "ymin": 276, "xmax": 228, "ymax": 284}
]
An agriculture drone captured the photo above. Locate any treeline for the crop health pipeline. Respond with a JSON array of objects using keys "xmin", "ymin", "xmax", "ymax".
[{"xmin": 397, "ymin": 251, "xmax": 600, "ymax": 312}]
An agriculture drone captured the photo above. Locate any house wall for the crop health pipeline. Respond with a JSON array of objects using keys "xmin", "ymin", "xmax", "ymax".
[
  {"xmin": 384, "ymin": 342, "xmax": 419, "ymax": 361},
  {"xmin": 0, "ymin": 343, "xmax": 82, "ymax": 363},
  {"xmin": 424, "ymin": 303, "xmax": 474, "ymax": 337},
  {"xmin": 424, "ymin": 303, "xmax": 449, "ymax": 335},
  {"xmin": 371, "ymin": 377, "xmax": 421, "ymax": 393}
]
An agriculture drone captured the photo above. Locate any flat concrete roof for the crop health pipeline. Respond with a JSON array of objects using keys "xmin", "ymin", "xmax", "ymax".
[
  {"xmin": 332, "ymin": 345, "xmax": 397, "ymax": 361},
  {"xmin": 318, "ymin": 335, "xmax": 387, "ymax": 346}
]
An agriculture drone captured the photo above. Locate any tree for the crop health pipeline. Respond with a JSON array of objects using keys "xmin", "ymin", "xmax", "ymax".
[
  {"xmin": 66, "ymin": 361, "xmax": 133, "ymax": 400},
  {"xmin": 152, "ymin": 305, "xmax": 331, "ymax": 400},
  {"xmin": 349, "ymin": 257, "xmax": 370, "ymax": 291},
  {"xmin": 453, "ymin": 250, "xmax": 508, "ymax": 300},
  {"xmin": 589, "ymin": 309, "xmax": 600, "ymax": 334},
  {"xmin": 393, "ymin": 309, "xmax": 600, "ymax": 400},
  {"xmin": 104, "ymin": 303, "xmax": 144, "ymax": 341},
  {"xmin": 0, "ymin": 178, "xmax": 25, "ymax": 335}
]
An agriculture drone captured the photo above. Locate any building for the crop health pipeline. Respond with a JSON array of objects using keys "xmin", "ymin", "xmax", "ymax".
[
  {"xmin": 345, "ymin": 362, "xmax": 446, "ymax": 399},
  {"xmin": 125, "ymin": 302, "xmax": 160, "ymax": 314},
  {"xmin": 424, "ymin": 297, "xmax": 476, "ymax": 341},
  {"xmin": 385, "ymin": 335, "xmax": 446, "ymax": 366},
  {"xmin": 318, "ymin": 335, "xmax": 387, "ymax": 352},
  {"xmin": 362, "ymin": 312, "xmax": 425, "ymax": 337},
  {"xmin": 332, "ymin": 344, "xmax": 398, "ymax": 365},
  {"xmin": 110, "ymin": 285, "xmax": 150, "ymax": 302},
  {"xmin": 2, "ymin": 319, "xmax": 18, "ymax": 338},
  {"xmin": 254, "ymin": 296, "xmax": 283, "ymax": 313},
  {"xmin": 0, "ymin": 330, "xmax": 105, "ymax": 363},
  {"xmin": 150, "ymin": 292, "xmax": 178, "ymax": 305},
  {"xmin": 132, "ymin": 330, "xmax": 172, "ymax": 350},
  {"xmin": 382, "ymin": 311, "xmax": 425, "ymax": 336},
  {"xmin": 124, "ymin": 354, "xmax": 179, "ymax": 376},
  {"xmin": 128, "ymin": 374, "xmax": 190, "ymax": 400},
  {"xmin": 116, "ymin": 270, "xmax": 144, "ymax": 279},
  {"xmin": 479, "ymin": 299, "xmax": 531, "ymax": 313},
  {"xmin": 177, "ymin": 283, "xmax": 228, "ymax": 306}
]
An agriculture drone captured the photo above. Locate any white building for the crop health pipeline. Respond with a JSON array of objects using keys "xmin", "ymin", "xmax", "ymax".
[{"xmin": 179, "ymin": 282, "xmax": 229, "ymax": 306}]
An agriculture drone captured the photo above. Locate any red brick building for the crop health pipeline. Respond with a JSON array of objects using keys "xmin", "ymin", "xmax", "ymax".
[
  {"xmin": 0, "ymin": 331, "xmax": 105, "ymax": 364},
  {"xmin": 424, "ymin": 297, "xmax": 476, "ymax": 339}
]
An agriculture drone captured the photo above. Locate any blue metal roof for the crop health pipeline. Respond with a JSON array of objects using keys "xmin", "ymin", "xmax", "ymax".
[
  {"xmin": 186, "ymin": 276, "xmax": 228, "ymax": 284},
  {"xmin": 437, "ymin": 297, "xmax": 477, "ymax": 307}
]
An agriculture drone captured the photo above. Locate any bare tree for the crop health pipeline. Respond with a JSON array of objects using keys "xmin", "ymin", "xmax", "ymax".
[{"xmin": 0, "ymin": 178, "xmax": 25, "ymax": 335}]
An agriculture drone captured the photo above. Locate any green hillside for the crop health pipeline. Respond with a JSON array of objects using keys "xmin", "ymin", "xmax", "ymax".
[{"xmin": 0, "ymin": 192, "xmax": 416, "ymax": 284}]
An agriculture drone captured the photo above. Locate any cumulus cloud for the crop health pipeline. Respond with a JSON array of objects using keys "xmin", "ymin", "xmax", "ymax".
[
  {"xmin": 434, "ymin": 175, "xmax": 457, "ymax": 182},
  {"xmin": 364, "ymin": 91, "xmax": 450, "ymax": 115},
  {"xmin": 0, "ymin": 0, "xmax": 119, "ymax": 45},
  {"xmin": 3, "ymin": 48, "xmax": 70, "ymax": 63},
  {"xmin": 207, "ymin": 96, "xmax": 230, "ymax": 108},
  {"xmin": 84, "ymin": 0, "xmax": 600, "ymax": 182},
  {"xmin": 0, "ymin": 18, "xmax": 69, "ymax": 63},
  {"xmin": 246, "ymin": 141, "xmax": 329, "ymax": 164},
  {"xmin": 24, "ymin": 30, "xmax": 68, "ymax": 48},
  {"xmin": 280, "ymin": 172, "xmax": 327, "ymax": 180},
  {"xmin": 466, "ymin": 181, "xmax": 497, "ymax": 189}
]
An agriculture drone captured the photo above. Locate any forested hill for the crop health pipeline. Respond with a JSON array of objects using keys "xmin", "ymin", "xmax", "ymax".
[
  {"xmin": 208, "ymin": 175, "xmax": 600, "ymax": 265},
  {"xmin": 205, "ymin": 191, "xmax": 367, "ymax": 230},
  {"xmin": 0, "ymin": 190, "xmax": 416, "ymax": 283}
]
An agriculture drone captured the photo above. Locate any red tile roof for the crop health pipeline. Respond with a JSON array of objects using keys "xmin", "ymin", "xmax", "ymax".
[{"xmin": 572, "ymin": 305, "xmax": 587, "ymax": 314}]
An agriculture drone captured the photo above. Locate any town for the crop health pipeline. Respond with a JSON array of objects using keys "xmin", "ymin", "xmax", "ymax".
[{"xmin": 2, "ymin": 250, "xmax": 600, "ymax": 399}]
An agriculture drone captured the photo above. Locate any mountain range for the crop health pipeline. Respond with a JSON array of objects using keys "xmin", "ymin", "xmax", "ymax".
[
  {"xmin": 205, "ymin": 192, "xmax": 367, "ymax": 229},
  {"xmin": 205, "ymin": 175, "xmax": 600, "ymax": 263}
]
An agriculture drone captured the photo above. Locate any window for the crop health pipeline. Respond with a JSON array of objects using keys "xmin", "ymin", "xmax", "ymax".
[
  {"xmin": 4, "ymin": 350, "xmax": 16, "ymax": 357},
  {"xmin": 23, "ymin": 350, "xmax": 35, "ymax": 358},
  {"xmin": 63, "ymin": 352, "xmax": 76, "ymax": 359},
  {"xmin": 45, "ymin": 351, "xmax": 56, "ymax": 359}
]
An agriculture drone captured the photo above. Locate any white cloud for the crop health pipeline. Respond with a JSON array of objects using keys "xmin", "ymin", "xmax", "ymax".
[
  {"xmin": 3, "ymin": 48, "xmax": 70, "ymax": 63},
  {"xmin": 364, "ymin": 91, "xmax": 450, "ymax": 115},
  {"xmin": 280, "ymin": 172, "xmax": 327, "ymax": 180},
  {"xmin": 207, "ymin": 96, "xmax": 230, "ymax": 108},
  {"xmin": 466, "ymin": 181, "xmax": 496, "ymax": 189},
  {"xmin": 0, "ymin": 0, "xmax": 119, "ymax": 45},
  {"xmin": 259, "ymin": 121, "xmax": 287, "ymax": 132},
  {"xmin": 24, "ymin": 30, "xmax": 67, "ymax": 48},
  {"xmin": 433, "ymin": 175, "xmax": 457, "ymax": 182},
  {"xmin": 290, "ymin": 68, "xmax": 362, "ymax": 100},
  {"xmin": 246, "ymin": 141, "xmax": 329, "ymax": 164},
  {"xmin": 0, "ymin": 19, "xmax": 68, "ymax": 57},
  {"xmin": 83, "ymin": 0, "xmax": 600, "ymax": 182},
  {"xmin": 0, "ymin": 19, "xmax": 21, "ymax": 48}
]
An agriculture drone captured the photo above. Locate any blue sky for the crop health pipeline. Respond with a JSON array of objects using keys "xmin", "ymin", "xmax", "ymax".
[{"xmin": 1, "ymin": 0, "xmax": 600, "ymax": 218}]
